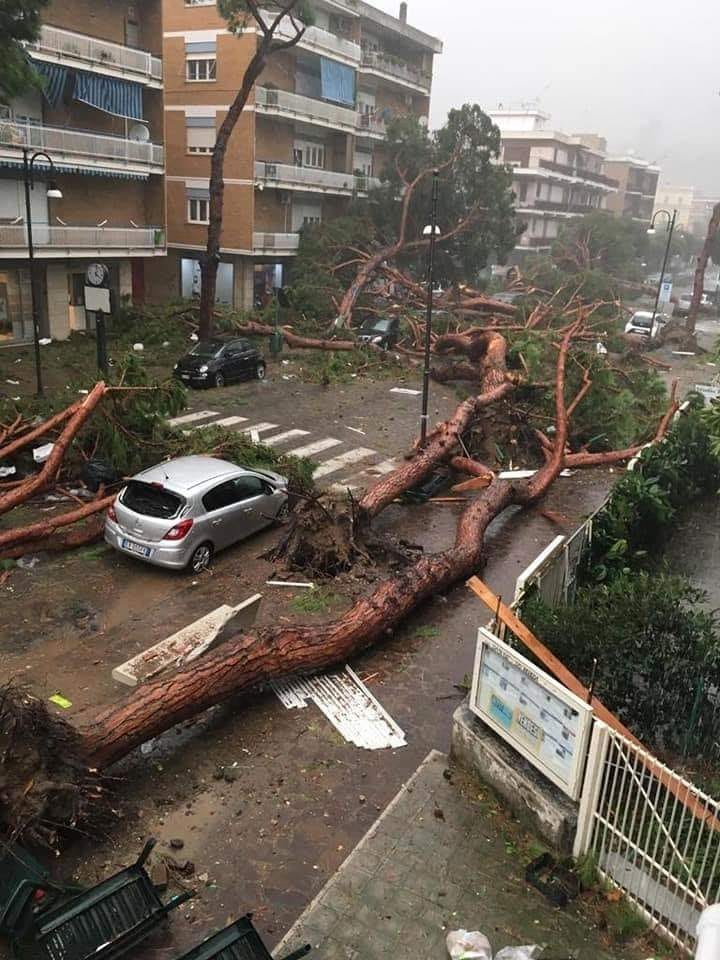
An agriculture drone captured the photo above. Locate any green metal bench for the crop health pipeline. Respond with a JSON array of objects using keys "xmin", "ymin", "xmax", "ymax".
[{"xmin": 175, "ymin": 915, "xmax": 311, "ymax": 960}]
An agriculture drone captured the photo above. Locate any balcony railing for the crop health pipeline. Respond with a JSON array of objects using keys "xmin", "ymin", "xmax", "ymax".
[
  {"xmin": 272, "ymin": 20, "xmax": 360, "ymax": 64},
  {"xmin": 356, "ymin": 111, "xmax": 386, "ymax": 138},
  {"xmin": 533, "ymin": 199, "xmax": 603, "ymax": 214},
  {"xmin": 360, "ymin": 51, "xmax": 431, "ymax": 91},
  {"xmin": 538, "ymin": 159, "xmax": 617, "ymax": 188},
  {"xmin": 255, "ymin": 160, "xmax": 379, "ymax": 195},
  {"xmin": 253, "ymin": 232, "xmax": 300, "ymax": 252},
  {"xmin": 29, "ymin": 24, "xmax": 162, "ymax": 84},
  {"xmin": 0, "ymin": 119, "xmax": 163, "ymax": 171},
  {"xmin": 255, "ymin": 87, "xmax": 357, "ymax": 133},
  {"xmin": 0, "ymin": 224, "xmax": 165, "ymax": 254}
]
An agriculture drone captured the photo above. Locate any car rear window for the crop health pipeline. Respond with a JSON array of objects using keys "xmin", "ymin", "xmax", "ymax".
[{"xmin": 121, "ymin": 481, "xmax": 183, "ymax": 519}]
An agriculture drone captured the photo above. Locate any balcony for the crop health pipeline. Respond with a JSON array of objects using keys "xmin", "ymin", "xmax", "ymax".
[
  {"xmin": 254, "ymin": 160, "xmax": 379, "ymax": 196},
  {"xmin": 533, "ymin": 199, "xmax": 602, "ymax": 215},
  {"xmin": 538, "ymin": 159, "xmax": 617, "ymax": 189},
  {"xmin": 360, "ymin": 51, "xmax": 431, "ymax": 93},
  {"xmin": 356, "ymin": 111, "xmax": 386, "ymax": 139},
  {"xmin": 272, "ymin": 20, "xmax": 360, "ymax": 67},
  {"xmin": 0, "ymin": 119, "xmax": 164, "ymax": 177},
  {"xmin": 255, "ymin": 87, "xmax": 357, "ymax": 135},
  {"xmin": 0, "ymin": 224, "xmax": 166, "ymax": 258},
  {"xmin": 29, "ymin": 25, "xmax": 162, "ymax": 87},
  {"xmin": 253, "ymin": 232, "xmax": 300, "ymax": 255}
]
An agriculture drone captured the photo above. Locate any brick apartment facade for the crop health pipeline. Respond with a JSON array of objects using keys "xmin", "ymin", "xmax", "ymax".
[
  {"xmin": 0, "ymin": 0, "xmax": 166, "ymax": 343},
  {"xmin": 159, "ymin": 0, "xmax": 442, "ymax": 310}
]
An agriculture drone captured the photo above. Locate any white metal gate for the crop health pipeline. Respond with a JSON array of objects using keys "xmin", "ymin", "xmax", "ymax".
[{"xmin": 575, "ymin": 721, "xmax": 720, "ymax": 954}]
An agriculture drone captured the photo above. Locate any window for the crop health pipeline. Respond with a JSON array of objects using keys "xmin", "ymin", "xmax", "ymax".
[
  {"xmin": 69, "ymin": 273, "xmax": 85, "ymax": 307},
  {"xmin": 233, "ymin": 476, "xmax": 265, "ymax": 500},
  {"xmin": 536, "ymin": 181, "xmax": 542, "ymax": 198},
  {"xmin": 187, "ymin": 126, "xmax": 215, "ymax": 153},
  {"xmin": 294, "ymin": 140, "xmax": 325, "ymax": 169},
  {"xmin": 188, "ymin": 198, "xmax": 209, "ymax": 223},
  {"xmin": 186, "ymin": 58, "xmax": 216, "ymax": 81},
  {"xmin": 519, "ymin": 182, "xmax": 527, "ymax": 202},
  {"xmin": 122, "ymin": 481, "xmax": 183, "ymax": 519},
  {"xmin": 203, "ymin": 480, "xmax": 241, "ymax": 513},
  {"xmin": 202, "ymin": 475, "xmax": 264, "ymax": 512},
  {"xmin": 303, "ymin": 215, "xmax": 321, "ymax": 226}
]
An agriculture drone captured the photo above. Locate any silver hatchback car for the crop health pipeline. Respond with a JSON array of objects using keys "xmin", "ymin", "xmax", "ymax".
[{"xmin": 105, "ymin": 455, "xmax": 288, "ymax": 573}]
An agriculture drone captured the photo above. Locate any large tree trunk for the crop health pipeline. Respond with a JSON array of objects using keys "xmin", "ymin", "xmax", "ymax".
[
  {"xmin": 687, "ymin": 202, "xmax": 720, "ymax": 335},
  {"xmin": 197, "ymin": 7, "xmax": 307, "ymax": 338}
]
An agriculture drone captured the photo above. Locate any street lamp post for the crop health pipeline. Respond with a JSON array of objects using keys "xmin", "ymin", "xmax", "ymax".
[
  {"xmin": 420, "ymin": 170, "xmax": 440, "ymax": 446},
  {"xmin": 22, "ymin": 147, "xmax": 63, "ymax": 397},
  {"xmin": 646, "ymin": 208, "xmax": 677, "ymax": 339}
]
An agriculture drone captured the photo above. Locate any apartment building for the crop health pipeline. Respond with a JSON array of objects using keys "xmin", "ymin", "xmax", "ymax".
[
  {"xmin": 0, "ymin": 0, "xmax": 166, "ymax": 344},
  {"xmin": 654, "ymin": 182, "xmax": 696, "ymax": 232},
  {"xmin": 689, "ymin": 194, "xmax": 720, "ymax": 238},
  {"xmin": 159, "ymin": 0, "xmax": 442, "ymax": 309},
  {"xmin": 488, "ymin": 109, "xmax": 618, "ymax": 256},
  {"xmin": 602, "ymin": 156, "xmax": 660, "ymax": 223}
]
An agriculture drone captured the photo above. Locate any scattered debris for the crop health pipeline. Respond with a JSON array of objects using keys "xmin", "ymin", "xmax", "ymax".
[
  {"xmin": 672, "ymin": 351, "xmax": 696, "ymax": 356},
  {"xmin": 170, "ymin": 838, "xmax": 185, "ymax": 850},
  {"xmin": 112, "ymin": 595, "xmax": 262, "ymax": 686},
  {"xmin": 266, "ymin": 579, "xmax": 315, "ymax": 589},
  {"xmin": 272, "ymin": 665, "xmax": 406, "ymax": 750},
  {"xmin": 5, "ymin": 379, "xmax": 20, "ymax": 386},
  {"xmin": 345, "ymin": 426, "xmax": 366, "ymax": 435},
  {"xmin": 133, "ymin": 342, "xmax": 145, "ymax": 351},
  {"xmin": 38, "ymin": 338, "xmax": 52, "ymax": 346},
  {"xmin": 390, "ymin": 386, "xmax": 421, "ymax": 395},
  {"xmin": 16, "ymin": 556, "xmax": 41, "ymax": 569},
  {"xmin": 0, "ymin": 466, "xmax": 16, "ymax": 478},
  {"xmin": 48, "ymin": 693, "xmax": 72, "ymax": 709},
  {"xmin": 524, "ymin": 852, "xmax": 580, "ymax": 908},
  {"xmin": 33, "ymin": 443, "xmax": 54, "ymax": 463}
]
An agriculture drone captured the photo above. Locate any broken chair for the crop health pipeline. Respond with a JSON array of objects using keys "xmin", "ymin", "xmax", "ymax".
[
  {"xmin": 10, "ymin": 838, "xmax": 194, "ymax": 960},
  {"xmin": 174, "ymin": 914, "xmax": 311, "ymax": 960}
]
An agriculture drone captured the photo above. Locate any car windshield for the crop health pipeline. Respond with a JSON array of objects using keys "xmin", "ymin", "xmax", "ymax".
[
  {"xmin": 189, "ymin": 340, "xmax": 223, "ymax": 358},
  {"xmin": 363, "ymin": 319, "xmax": 392, "ymax": 333},
  {"xmin": 121, "ymin": 480, "xmax": 183, "ymax": 519},
  {"xmin": 632, "ymin": 316, "xmax": 652, "ymax": 329}
]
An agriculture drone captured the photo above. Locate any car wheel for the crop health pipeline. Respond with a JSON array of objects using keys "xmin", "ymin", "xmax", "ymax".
[
  {"xmin": 275, "ymin": 500, "xmax": 290, "ymax": 523},
  {"xmin": 255, "ymin": 362, "xmax": 266, "ymax": 380},
  {"xmin": 188, "ymin": 542, "xmax": 213, "ymax": 573},
  {"xmin": 213, "ymin": 372, "xmax": 225, "ymax": 388}
]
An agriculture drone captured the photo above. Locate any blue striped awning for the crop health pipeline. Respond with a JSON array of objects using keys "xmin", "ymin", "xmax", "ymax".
[
  {"xmin": 0, "ymin": 158, "xmax": 148, "ymax": 180},
  {"xmin": 31, "ymin": 59, "xmax": 69, "ymax": 108},
  {"xmin": 73, "ymin": 70, "xmax": 143, "ymax": 120}
]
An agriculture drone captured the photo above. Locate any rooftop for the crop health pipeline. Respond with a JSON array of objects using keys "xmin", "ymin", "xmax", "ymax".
[{"xmin": 332, "ymin": 0, "xmax": 443, "ymax": 52}]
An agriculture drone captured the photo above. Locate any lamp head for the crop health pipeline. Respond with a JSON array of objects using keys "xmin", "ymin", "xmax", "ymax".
[
  {"xmin": 46, "ymin": 181, "xmax": 62, "ymax": 199},
  {"xmin": 646, "ymin": 226, "xmax": 656, "ymax": 235}
]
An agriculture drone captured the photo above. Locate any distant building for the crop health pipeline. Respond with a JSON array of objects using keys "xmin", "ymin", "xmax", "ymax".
[
  {"xmin": 654, "ymin": 182, "xmax": 696, "ymax": 232},
  {"xmin": 602, "ymin": 156, "xmax": 660, "ymax": 223},
  {"xmin": 689, "ymin": 194, "xmax": 720, "ymax": 238},
  {"xmin": 488, "ymin": 109, "xmax": 618, "ymax": 256}
]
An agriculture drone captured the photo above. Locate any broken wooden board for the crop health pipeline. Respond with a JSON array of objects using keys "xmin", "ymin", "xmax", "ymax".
[
  {"xmin": 451, "ymin": 474, "xmax": 493, "ymax": 493},
  {"xmin": 112, "ymin": 594, "xmax": 262, "ymax": 687}
]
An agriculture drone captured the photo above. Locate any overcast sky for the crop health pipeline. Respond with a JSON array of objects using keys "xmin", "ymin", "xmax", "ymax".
[{"xmin": 371, "ymin": 0, "xmax": 719, "ymax": 194}]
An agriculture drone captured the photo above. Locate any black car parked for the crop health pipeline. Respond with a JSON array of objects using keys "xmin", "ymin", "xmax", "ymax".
[
  {"xmin": 357, "ymin": 316, "xmax": 401, "ymax": 349},
  {"xmin": 174, "ymin": 338, "xmax": 266, "ymax": 389}
]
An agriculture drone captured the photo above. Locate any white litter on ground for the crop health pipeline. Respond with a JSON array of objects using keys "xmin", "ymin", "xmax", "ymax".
[
  {"xmin": 33, "ymin": 442, "xmax": 54, "ymax": 463},
  {"xmin": 266, "ymin": 580, "xmax": 315, "ymax": 589},
  {"xmin": 390, "ymin": 387, "xmax": 421, "ymax": 395},
  {"xmin": 272, "ymin": 665, "xmax": 407, "ymax": 750},
  {"xmin": 672, "ymin": 351, "xmax": 696, "ymax": 356},
  {"xmin": 38, "ymin": 337, "xmax": 52, "ymax": 346},
  {"xmin": 0, "ymin": 466, "xmax": 16, "ymax": 478}
]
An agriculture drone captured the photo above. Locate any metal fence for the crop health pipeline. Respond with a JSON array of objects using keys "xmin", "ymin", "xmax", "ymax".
[
  {"xmin": 0, "ymin": 119, "xmax": 163, "ymax": 167},
  {"xmin": 0, "ymin": 225, "xmax": 163, "ymax": 251},
  {"xmin": 254, "ymin": 160, "xmax": 379, "ymax": 195},
  {"xmin": 31, "ymin": 25, "xmax": 162, "ymax": 81},
  {"xmin": 575, "ymin": 721, "xmax": 720, "ymax": 954}
]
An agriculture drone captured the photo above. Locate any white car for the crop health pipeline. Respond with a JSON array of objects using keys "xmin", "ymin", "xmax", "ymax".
[{"xmin": 624, "ymin": 310, "xmax": 657, "ymax": 337}]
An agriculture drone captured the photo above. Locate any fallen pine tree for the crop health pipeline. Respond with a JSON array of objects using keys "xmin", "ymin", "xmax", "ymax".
[{"xmin": 0, "ymin": 320, "xmax": 680, "ymax": 847}]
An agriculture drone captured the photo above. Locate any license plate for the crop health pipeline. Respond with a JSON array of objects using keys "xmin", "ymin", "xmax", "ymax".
[{"xmin": 121, "ymin": 538, "xmax": 152, "ymax": 558}]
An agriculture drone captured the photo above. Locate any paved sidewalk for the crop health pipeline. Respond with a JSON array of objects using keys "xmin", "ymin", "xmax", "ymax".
[{"xmin": 276, "ymin": 752, "xmax": 648, "ymax": 960}]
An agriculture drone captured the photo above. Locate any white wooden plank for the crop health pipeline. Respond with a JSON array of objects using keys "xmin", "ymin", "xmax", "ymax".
[{"xmin": 313, "ymin": 447, "xmax": 375, "ymax": 479}]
